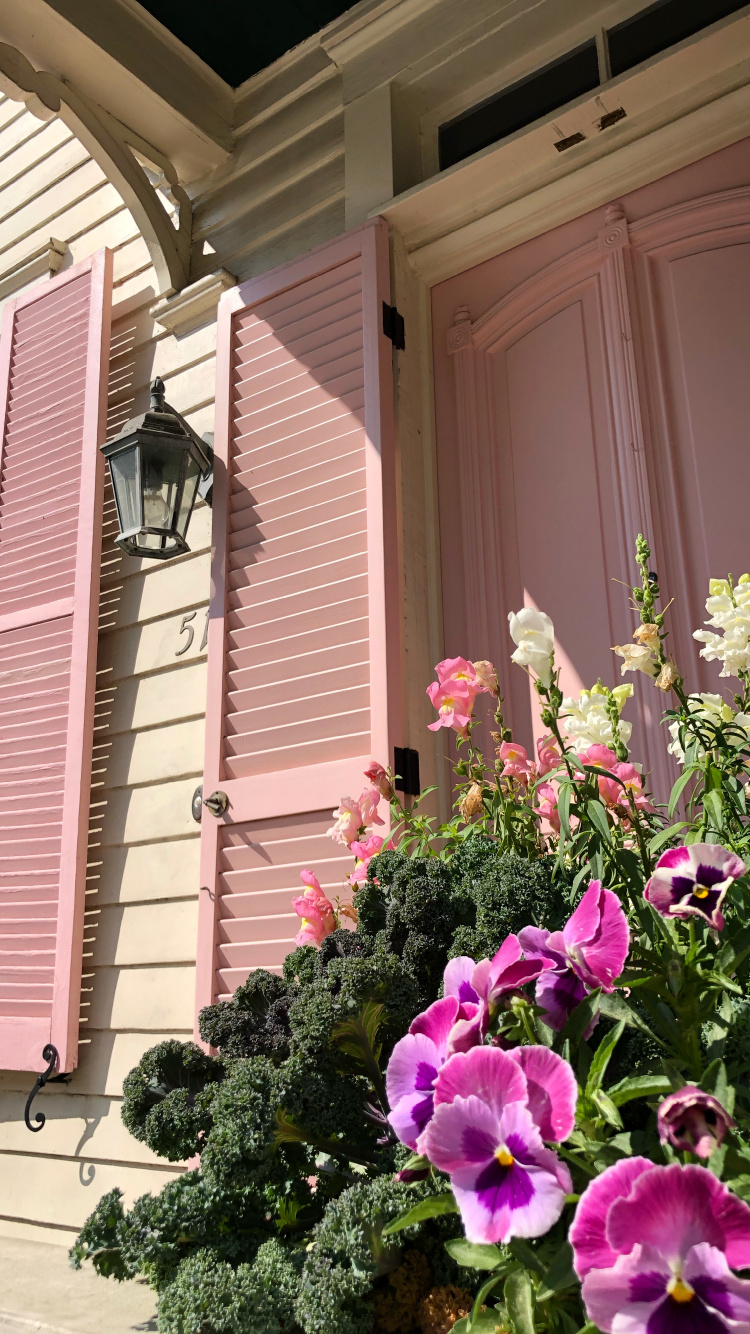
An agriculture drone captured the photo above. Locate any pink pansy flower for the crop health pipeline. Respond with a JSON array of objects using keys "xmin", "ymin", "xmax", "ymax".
[
  {"xmin": 536, "ymin": 735, "xmax": 561, "ymax": 776},
  {"xmin": 658, "ymin": 1086, "xmax": 736, "ymax": 1159},
  {"xmin": 426, "ymin": 678, "xmax": 474, "ymax": 732},
  {"xmin": 443, "ymin": 956, "xmax": 484, "ymax": 1054},
  {"xmin": 292, "ymin": 870, "xmax": 336, "ymax": 947},
  {"xmin": 546, "ymin": 879, "xmax": 629, "ymax": 994},
  {"xmin": 363, "ymin": 761, "xmax": 393, "ymax": 800},
  {"xmin": 423, "ymin": 1045, "xmax": 574, "ymax": 1244},
  {"xmin": 348, "ymin": 835, "xmax": 385, "ymax": 887},
  {"xmin": 327, "ymin": 796, "xmax": 363, "ymax": 845},
  {"xmin": 536, "ymin": 781, "xmax": 561, "ymax": 834},
  {"xmin": 358, "ymin": 785, "xmax": 385, "ymax": 828},
  {"xmin": 452, "ymin": 936, "xmax": 556, "ymax": 1048},
  {"xmin": 645, "ymin": 842, "xmax": 745, "ymax": 931},
  {"xmin": 386, "ymin": 996, "xmax": 461, "ymax": 1149},
  {"xmin": 571, "ymin": 1161, "xmax": 750, "ymax": 1334},
  {"xmin": 498, "ymin": 741, "xmax": 535, "ymax": 784}
]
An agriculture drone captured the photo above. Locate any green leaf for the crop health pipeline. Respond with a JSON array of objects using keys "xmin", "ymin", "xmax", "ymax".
[
  {"xmin": 330, "ymin": 1001, "xmax": 387, "ymax": 1102},
  {"xmin": 586, "ymin": 799, "xmax": 612, "ymax": 845},
  {"xmin": 331, "ymin": 1000, "xmax": 384, "ymax": 1064},
  {"xmin": 592, "ymin": 1089, "xmax": 624, "ymax": 1128},
  {"xmin": 381, "ymin": 1192, "xmax": 458, "ymax": 1235},
  {"xmin": 505, "ymin": 1268, "xmax": 535, "ymax": 1334},
  {"xmin": 598, "ymin": 992, "xmax": 667, "ymax": 1047},
  {"xmin": 445, "ymin": 1239, "xmax": 505, "ymax": 1271},
  {"xmin": 606, "ymin": 1074, "xmax": 672, "ymax": 1106},
  {"xmin": 508, "ymin": 1239, "xmax": 545, "ymax": 1275},
  {"xmin": 648, "ymin": 822, "xmax": 688, "ymax": 856},
  {"xmin": 536, "ymin": 1242, "xmax": 578, "ymax": 1302},
  {"xmin": 703, "ymin": 789, "xmax": 724, "ymax": 830},
  {"xmin": 455, "ymin": 1312, "xmax": 506, "ymax": 1334},
  {"xmin": 586, "ymin": 1021, "xmax": 625, "ymax": 1096},
  {"xmin": 669, "ymin": 766, "xmax": 697, "ymax": 818},
  {"xmin": 558, "ymin": 784, "xmax": 572, "ymax": 840}
]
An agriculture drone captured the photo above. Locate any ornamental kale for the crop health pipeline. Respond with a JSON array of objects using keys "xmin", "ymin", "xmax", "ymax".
[{"xmin": 74, "ymin": 539, "xmax": 750, "ymax": 1334}]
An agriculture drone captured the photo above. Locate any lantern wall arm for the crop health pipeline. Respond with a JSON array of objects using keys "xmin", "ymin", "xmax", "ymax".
[{"xmin": 162, "ymin": 398, "xmax": 214, "ymax": 507}]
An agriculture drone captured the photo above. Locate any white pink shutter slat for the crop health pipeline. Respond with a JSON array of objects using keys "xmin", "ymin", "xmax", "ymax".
[
  {"xmin": 196, "ymin": 220, "xmax": 400, "ymax": 1007},
  {"xmin": 0, "ymin": 252, "xmax": 112, "ymax": 1072}
]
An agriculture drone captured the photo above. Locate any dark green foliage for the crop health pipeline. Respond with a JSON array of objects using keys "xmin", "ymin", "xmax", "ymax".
[
  {"xmin": 122, "ymin": 1172, "xmax": 274, "ymax": 1289},
  {"xmin": 69, "ymin": 1175, "xmax": 274, "ymax": 1289},
  {"xmin": 199, "ymin": 970, "xmax": 292, "ymax": 1063},
  {"xmin": 156, "ymin": 1242, "xmax": 303, "ymax": 1334},
  {"xmin": 295, "ymin": 1175, "xmax": 428, "ymax": 1334},
  {"xmin": 200, "ymin": 1058, "xmax": 309, "ymax": 1191},
  {"xmin": 287, "ymin": 950, "xmax": 419, "ymax": 1066},
  {"xmin": 276, "ymin": 1053, "xmax": 374, "ymax": 1154},
  {"xmin": 70, "ymin": 1189, "xmax": 133, "ymax": 1281},
  {"xmin": 355, "ymin": 852, "xmax": 473, "ymax": 1008},
  {"xmin": 295, "ymin": 1174, "xmax": 468, "ymax": 1334},
  {"xmin": 121, "ymin": 1040, "xmax": 225, "ymax": 1162},
  {"xmin": 448, "ymin": 850, "xmax": 570, "ymax": 962}
]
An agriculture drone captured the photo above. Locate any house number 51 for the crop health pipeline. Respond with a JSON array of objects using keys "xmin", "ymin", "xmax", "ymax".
[{"xmin": 175, "ymin": 607, "xmax": 209, "ymax": 657}]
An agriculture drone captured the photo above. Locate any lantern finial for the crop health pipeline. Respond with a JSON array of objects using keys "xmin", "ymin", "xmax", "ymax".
[{"xmin": 150, "ymin": 377, "xmax": 166, "ymax": 411}]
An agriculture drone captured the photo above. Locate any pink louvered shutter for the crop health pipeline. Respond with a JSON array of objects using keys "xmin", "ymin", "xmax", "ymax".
[
  {"xmin": 195, "ymin": 220, "xmax": 400, "ymax": 1009},
  {"xmin": 0, "ymin": 252, "xmax": 112, "ymax": 1072}
]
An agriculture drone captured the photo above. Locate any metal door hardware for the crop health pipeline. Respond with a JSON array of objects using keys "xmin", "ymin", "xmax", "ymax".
[{"xmin": 204, "ymin": 790, "xmax": 229, "ymax": 817}]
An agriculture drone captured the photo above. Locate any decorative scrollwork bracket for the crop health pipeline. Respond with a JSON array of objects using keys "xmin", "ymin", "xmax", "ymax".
[
  {"xmin": 0, "ymin": 42, "xmax": 192, "ymax": 294},
  {"xmin": 24, "ymin": 1044, "xmax": 59, "ymax": 1133}
]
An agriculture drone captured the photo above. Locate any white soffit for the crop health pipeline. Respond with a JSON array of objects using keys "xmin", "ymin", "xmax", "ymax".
[{"xmin": 379, "ymin": 9, "xmax": 750, "ymax": 284}]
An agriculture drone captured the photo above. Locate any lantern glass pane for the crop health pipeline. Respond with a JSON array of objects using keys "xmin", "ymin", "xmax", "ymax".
[
  {"xmin": 142, "ymin": 442, "xmax": 183, "ymax": 533},
  {"xmin": 176, "ymin": 453, "xmax": 201, "ymax": 539},
  {"xmin": 109, "ymin": 447, "xmax": 140, "ymax": 533}
]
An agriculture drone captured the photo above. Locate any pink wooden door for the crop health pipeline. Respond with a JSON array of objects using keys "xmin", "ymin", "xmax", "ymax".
[
  {"xmin": 0, "ymin": 252, "xmax": 112, "ymax": 1072},
  {"xmin": 433, "ymin": 137, "xmax": 750, "ymax": 797},
  {"xmin": 195, "ymin": 220, "xmax": 400, "ymax": 1012}
]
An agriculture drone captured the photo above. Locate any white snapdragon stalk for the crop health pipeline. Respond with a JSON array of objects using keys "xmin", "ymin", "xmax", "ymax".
[
  {"xmin": 694, "ymin": 575, "xmax": 750, "ymax": 679},
  {"xmin": 561, "ymin": 683, "xmax": 633, "ymax": 750},
  {"xmin": 666, "ymin": 692, "xmax": 750, "ymax": 764},
  {"xmin": 508, "ymin": 607, "xmax": 555, "ymax": 686}
]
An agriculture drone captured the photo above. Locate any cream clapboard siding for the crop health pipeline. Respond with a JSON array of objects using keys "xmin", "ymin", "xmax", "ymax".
[{"xmin": 0, "ymin": 92, "xmax": 210, "ymax": 1245}]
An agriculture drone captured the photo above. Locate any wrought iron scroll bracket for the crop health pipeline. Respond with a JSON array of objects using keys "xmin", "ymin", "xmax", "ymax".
[{"xmin": 24, "ymin": 1044, "xmax": 59, "ymax": 1133}]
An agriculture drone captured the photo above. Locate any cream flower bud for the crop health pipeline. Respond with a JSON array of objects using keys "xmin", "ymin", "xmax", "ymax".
[{"xmin": 472, "ymin": 660, "xmax": 499, "ymax": 695}]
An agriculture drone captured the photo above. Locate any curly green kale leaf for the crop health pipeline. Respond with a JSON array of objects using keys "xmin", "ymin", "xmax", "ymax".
[{"xmin": 121, "ymin": 1040, "xmax": 225, "ymax": 1163}]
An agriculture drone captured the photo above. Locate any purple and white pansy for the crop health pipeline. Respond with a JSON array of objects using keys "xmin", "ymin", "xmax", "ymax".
[
  {"xmin": 421, "ymin": 1044, "xmax": 576, "ymax": 1244},
  {"xmin": 645, "ymin": 842, "xmax": 746, "ymax": 931},
  {"xmin": 571, "ymin": 1161, "xmax": 750, "ymax": 1334},
  {"xmin": 386, "ymin": 995, "xmax": 459, "ymax": 1149}
]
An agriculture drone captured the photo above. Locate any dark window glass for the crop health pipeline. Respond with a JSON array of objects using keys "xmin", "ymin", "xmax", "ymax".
[
  {"xmin": 438, "ymin": 42, "xmax": 600, "ymax": 172},
  {"xmin": 608, "ymin": 0, "xmax": 748, "ymax": 77}
]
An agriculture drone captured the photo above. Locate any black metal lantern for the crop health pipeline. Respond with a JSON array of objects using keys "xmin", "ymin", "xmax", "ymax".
[{"xmin": 101, "ymin": 377, "xmax": 213, "ymax": 559}]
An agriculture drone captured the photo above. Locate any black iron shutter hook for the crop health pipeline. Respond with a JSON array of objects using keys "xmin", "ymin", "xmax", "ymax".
[{"xmin": 24, "ymin": 1044, "xmax": 59, "ymax": 1132}]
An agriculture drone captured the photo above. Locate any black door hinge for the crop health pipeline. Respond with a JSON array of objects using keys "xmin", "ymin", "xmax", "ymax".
[
  {"xmin": 383, "ymin": 303, "xmax": 405, "ymax": 350},
  {"xmin": 394, "ymin": 746, "xmax": 420, "ymax": 796}
]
